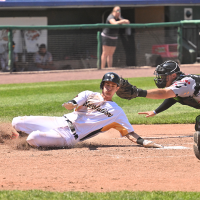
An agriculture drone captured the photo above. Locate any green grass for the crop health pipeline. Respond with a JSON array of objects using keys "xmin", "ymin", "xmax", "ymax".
[
  {"xmin": 1, "ymin": 77, "xmax": 200, "ymax": 198},
  {"xmin": 0, "ymin": 77, "xmax": 199, "ymax": 124},
  {"xmin": 0, "ymin": 190, "xmax": 200, "ymax": 200}
]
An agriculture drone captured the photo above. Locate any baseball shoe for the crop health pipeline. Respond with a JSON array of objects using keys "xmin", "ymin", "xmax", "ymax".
[{"xmin": 193, "ymin": 131, "xmax": 200, "ymax": 160}]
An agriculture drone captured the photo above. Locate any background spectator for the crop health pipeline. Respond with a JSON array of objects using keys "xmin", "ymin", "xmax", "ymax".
[
  {"xmin": 101, "ymin": 6, "xmax": 130, "ymax": 69},
  {"xmin": 0, "ymin": 41, "xmax": 18, "ymax": 72},
  {"xmin": 31, "ymin": 43, "xmax": 55, "ymax": 71}
]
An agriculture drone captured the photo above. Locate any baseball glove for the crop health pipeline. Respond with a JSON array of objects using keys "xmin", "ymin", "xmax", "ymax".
[{"xmin": 116, "ymin": 77, "xmax": 138, "ymax": 100}]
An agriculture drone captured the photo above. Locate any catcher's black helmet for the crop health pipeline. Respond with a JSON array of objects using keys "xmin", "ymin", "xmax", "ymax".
[
  {"xmin": 100, "ymin": 72, "xmax": 120, "ymax": 89},
  {"xmin": 154, "ymin": 60, "xmax": 180, "ymax": 88}
]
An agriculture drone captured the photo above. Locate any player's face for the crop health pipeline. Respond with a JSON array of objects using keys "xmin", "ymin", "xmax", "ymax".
[
  {"xmin": 166, "ymin": 73, "xmax": 177, "ymax": 87},
  {"xmin": 102, "ymin": 81, "xmax": 119, "ymax": 101}
]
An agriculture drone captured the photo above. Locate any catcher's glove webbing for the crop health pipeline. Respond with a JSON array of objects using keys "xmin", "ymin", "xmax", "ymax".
[{"xmin": 116, "ymin": 78, "xmax": 139, "ymax": 100}]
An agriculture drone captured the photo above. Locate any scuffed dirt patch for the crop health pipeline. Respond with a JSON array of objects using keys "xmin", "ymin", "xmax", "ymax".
[
  {"xmin": 0, "ymin": 123, "xmax": 16, "ymax": 142},
  {"xmin": 0, "ymin": 123, "xmax": 31, "ymax": 150}
]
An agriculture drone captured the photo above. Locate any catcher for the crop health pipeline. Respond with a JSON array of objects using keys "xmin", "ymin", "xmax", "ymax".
[
  {"xmin": 116, "ymin": 60, "xmax": 200, "ymax": 160},
  {"xmin": 12, "ymin": 72, "xmax": 163, "ymax": 149}
]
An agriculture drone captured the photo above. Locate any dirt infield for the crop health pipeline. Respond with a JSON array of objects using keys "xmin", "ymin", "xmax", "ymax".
[
  {"xmin": 0, "ymin": 123, "xmax": 199, "ymax": 192},
  {"xmin": 1, "ymin": 65, "xmax": 200, "ymax": 192}
]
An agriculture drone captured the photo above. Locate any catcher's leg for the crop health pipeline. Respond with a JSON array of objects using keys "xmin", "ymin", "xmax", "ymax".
[
  {"xmin": 193, "ymin": 115, "xmax": 200, "ymax": 160},
  {"xmin": 193, "ymin": 131, "xmax": 200, "ymax": 160}
]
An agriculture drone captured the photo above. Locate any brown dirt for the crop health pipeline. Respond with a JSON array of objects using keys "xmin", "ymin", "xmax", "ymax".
[{"xmin": 1, "ymin": 65, "xmax": 200, "ymax": 192}]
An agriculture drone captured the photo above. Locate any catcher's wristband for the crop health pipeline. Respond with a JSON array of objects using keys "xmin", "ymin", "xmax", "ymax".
[
  {"xmin": 153, "ymin": 110, "xmax": 157, "ymax": 115},
  {"xmin": 137, "ymin": 89, "xmax": 147, "ymax": 97}
]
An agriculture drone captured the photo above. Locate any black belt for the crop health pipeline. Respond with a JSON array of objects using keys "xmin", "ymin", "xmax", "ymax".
[{"xmin": 64, "ymin": 116, "xmax": 78, "ymax": 140}]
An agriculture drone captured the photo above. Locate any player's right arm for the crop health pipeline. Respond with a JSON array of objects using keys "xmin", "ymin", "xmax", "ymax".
[
  {"xmin": 62, "ymin": 91, "xmax": 92, "ymax": 110},
  {"xmin": 62, "ymin": 100, "xmax": 78, "ymax": 110}
]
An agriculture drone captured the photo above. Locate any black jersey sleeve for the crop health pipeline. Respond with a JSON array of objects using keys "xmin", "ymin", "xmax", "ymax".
[{"xmin": 155, "ymin": 98, "xmax": 177, "ymax": 114}]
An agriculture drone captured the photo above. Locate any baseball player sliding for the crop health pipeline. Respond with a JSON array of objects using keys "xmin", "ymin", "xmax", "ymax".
[{"xmin": 12, "ymin": 72, "xmax": 163, "ymax": 149}]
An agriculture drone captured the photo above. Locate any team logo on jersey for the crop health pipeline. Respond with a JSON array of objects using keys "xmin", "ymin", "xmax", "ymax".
[{"xmin": 83, "ymin": 101, "xmax": 113, "ymax": 117}]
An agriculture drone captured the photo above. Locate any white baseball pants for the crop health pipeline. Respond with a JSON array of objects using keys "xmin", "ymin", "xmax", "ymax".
[{"xmin": 12, "ymin": 116, "xmax": 78, "ymax": 148}]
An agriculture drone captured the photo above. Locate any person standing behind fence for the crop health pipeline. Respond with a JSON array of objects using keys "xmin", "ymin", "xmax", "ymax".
[
  {"xmin": 101, "ymin": 6, "xmax": 130, "ymax": 69},
  {"xmin": 32, "ymin": 44, "xmax": 55, "ymax": 71},
  {"xmin": 0, "ymin": 41, "xmax": 18, "ymax": 72}
]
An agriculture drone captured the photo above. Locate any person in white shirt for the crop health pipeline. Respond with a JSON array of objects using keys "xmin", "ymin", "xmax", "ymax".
[
  {"xmin": 12, "ymin": 72, "xmax": 162, "ymax": 149},
  {"xmin": 1, "ymin": 41, "xmax": 18, "ymax": 72}
]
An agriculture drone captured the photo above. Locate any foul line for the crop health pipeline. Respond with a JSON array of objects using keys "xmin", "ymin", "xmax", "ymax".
[
  {"xmin": 110, "ymin": 154, "xmax": 194, "ymax": 159},
  {"xmin": 144, "ymin": 135, "xmax": 193, "ymax": 139},
  {"xmin": 115, "ymin": 135, "xmax": 193, "ymax": 140}
]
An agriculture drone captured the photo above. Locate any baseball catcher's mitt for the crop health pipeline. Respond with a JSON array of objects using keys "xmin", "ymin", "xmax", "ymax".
[{"xmin": 116, "ymin": 77, "xmax": 138, "ymax": 100}]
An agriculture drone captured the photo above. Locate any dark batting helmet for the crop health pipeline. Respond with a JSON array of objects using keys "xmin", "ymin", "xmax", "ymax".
[
  {"xmin": 154, "ymin": 60, "xmax": 180, "ymax": 88},
  {"xmin": 100, "ymin": 72, "xmax": 120, "ymax": 89}
]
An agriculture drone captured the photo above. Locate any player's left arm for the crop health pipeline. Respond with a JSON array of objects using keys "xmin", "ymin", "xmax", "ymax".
[
  {"xmin": 125, "ymin": 132, "xmax": 163, "ymax": 148},
  {"xmin": 145, "ymin": 88, "xmax": 176, "ymax": 99}
]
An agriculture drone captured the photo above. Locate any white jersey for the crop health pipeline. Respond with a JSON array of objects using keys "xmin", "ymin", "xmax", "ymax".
[
  {"xmin": 63, "ymin": 90, "xmax": 134, "ymax": 141},
  {"xmin": 12, "ymin": 90, "xmax": 134, "ymax": 148},
  {"xmin": 167, "ymin": 76, "xmax": 200, "ymax": 104}
]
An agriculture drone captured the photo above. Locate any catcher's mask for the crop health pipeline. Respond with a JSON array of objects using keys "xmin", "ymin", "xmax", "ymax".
[
  {"xmin": 100, "ymin": 72, "xmax": 120, "ymax": 89},
  {"xmin": 154, "ymin": 60, "xmax": 180, "ymax": 88}
]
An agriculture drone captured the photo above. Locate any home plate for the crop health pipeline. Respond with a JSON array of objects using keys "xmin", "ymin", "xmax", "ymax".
[{"xmin": 161, "ymin": 146, "xmax": 191, "ymax": 149}]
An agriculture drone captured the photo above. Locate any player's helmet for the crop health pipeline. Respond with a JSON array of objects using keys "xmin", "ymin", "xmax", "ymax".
[
  {"xmin": 100, "ymin": 72, "xmax": 120, "ymax": 89},
  {"xmin": 154, "ymin": 60, "xmax": 180, "ymax": 88}
]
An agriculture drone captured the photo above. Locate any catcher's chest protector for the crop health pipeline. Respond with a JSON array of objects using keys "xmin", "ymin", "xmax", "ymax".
[
  {"xmin": 175, "ymin": 74, "xmax": 200, "ymax": 109},
  {"xmin": 186, "ymin": 75, "xmax": 200, "ymax": 96},
  {"xmin": 195, "ymin": 115, "xmax": 200, "ymax": 131}
]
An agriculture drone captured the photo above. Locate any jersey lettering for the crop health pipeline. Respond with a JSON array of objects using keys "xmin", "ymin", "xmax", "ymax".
[{"xmin": 83, "ymin": 101, "xmax": 113, "ymax": 117}]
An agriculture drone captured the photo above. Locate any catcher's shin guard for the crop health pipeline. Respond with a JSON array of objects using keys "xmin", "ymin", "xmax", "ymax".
[
  {"xmin": 193, "ymin": 131, "xmax": 200, "ymax": 160},
  {"xmin": 195, "ymin": 115, "xmax": 200, "ymax": 131}
]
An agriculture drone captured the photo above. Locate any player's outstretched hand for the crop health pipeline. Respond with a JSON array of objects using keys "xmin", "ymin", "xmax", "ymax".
[
  {"xmin": 62, "ymin": 102, "xmax": 78, "ymax": 110},
  {"xmin": 143, "ymin": 140, "xmax": 163, "ymax": 148},
  {"xmin": 138, "ymin": 111, "xmax": 156, "ymax": 118}
]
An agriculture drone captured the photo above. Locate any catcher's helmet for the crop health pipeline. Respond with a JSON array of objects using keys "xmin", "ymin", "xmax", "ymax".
[
  {"xmin": 154, "ymin": 60, "xmax": 180, "ymax": 88},
  {"xmin": 100, "ymin": 72, "xmax": 120, "ymax": 89}
]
